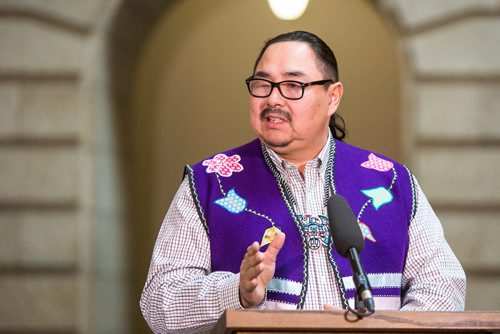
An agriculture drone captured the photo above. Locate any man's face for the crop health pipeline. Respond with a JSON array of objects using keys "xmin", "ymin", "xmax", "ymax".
[{"xmin": 249, "ymin": 41, "xmax": 342, "ymax": 159}]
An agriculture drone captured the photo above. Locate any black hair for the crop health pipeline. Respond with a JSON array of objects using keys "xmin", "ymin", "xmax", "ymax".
[{"xmin": 253, "ymin": 31, "xmax": 346, "ymax": 140}]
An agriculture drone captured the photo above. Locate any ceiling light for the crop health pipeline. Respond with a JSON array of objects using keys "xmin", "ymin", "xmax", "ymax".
[{"xmin": 268, "ymin": 0, "xmax": 309, "ymax": 20}]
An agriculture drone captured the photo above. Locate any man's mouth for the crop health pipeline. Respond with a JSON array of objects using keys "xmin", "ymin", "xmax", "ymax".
[
  {"xmin": 266, "ymin": 116, "xmax": 286, "ymax": 123},
  {"xmin": 261, "ymin": 108, "xmax": 291, "ymax": 123}
]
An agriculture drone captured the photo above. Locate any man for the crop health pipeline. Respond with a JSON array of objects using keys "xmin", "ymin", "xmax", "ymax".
[{"xmin": 140, "ymin": 31, "xmax": 466, "ymax": 333}]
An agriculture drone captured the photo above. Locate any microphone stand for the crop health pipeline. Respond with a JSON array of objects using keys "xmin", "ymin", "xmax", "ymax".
[{"xmin": 347, "ymin": 248, "xmax": 375, "ymax": 314}]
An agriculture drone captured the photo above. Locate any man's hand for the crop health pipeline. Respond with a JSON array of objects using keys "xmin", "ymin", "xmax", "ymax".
[
  {"xmin": 239, "ymin": 232, "xmax": 286, "ymax": 308},
  {"xmin": 323, "ymin": 304, "xmax": 343, "ymax": 311}
]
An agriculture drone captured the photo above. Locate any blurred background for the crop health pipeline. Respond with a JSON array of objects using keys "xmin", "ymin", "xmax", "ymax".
[{"xmin": 0, "ymin": 0, "xmax": 499, "ymax": 333}]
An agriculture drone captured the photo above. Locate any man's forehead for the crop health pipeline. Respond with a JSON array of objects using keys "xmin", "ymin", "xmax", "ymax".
[
  {"xmin": 255, "ymin": 41, "xmax": 320, "ymax": 77},
  {"xmin": 260, "ymin": 41, "xmax": 314, "ymax": 59}
]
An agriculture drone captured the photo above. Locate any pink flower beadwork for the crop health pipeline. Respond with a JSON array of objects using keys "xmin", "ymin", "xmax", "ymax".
[
  {"xmin": 361, "ymin": 153, "xmax": 394, "ymax": 172},
  {"xmin": 202, "ymin": 154, "xmax": 244, "ymax": 177}
]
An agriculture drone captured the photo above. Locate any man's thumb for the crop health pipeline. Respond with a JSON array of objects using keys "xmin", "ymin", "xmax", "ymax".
[{"xmin": 265, "ymin": 232, "xmax": 285, "ymax": 260}]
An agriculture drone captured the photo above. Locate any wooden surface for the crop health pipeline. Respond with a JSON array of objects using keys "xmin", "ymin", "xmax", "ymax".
[{"xmin": 211, "ymin": 309, "xmax": 500, "ymax": 333}]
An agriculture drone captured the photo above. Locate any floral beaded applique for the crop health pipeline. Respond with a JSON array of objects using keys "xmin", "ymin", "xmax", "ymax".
[
  {"xmin": 214, "ymin": 188, "xmax": 247, "ymax": 214},
  {"xmin": 202, "ymin": 153, "xmax": 243, "ymax": 177},
  {"xmin": 361, "ymin": 153, "xmax": 394, "ymax": 172}
]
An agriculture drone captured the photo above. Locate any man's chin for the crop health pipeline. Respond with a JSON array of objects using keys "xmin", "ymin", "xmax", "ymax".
[{"xmin": 261, "ymin": 137, "xmax": 292, "ymax": 148}]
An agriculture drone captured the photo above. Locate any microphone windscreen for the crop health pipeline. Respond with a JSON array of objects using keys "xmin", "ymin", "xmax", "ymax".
[{"xmin": 327, "ymin": 194, "xmax": 365, "ymax": 256}]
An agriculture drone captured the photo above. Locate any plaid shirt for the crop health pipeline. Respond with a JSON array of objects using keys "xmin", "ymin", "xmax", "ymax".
[{"xmin": 140, "ymin": 138, "xmax": 466, "ymax": 333}]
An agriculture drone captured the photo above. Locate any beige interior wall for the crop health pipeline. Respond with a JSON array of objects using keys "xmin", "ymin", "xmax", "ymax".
[{"xmin": 132, "ymin": 0, "xmax": 401, "ymax": 273}]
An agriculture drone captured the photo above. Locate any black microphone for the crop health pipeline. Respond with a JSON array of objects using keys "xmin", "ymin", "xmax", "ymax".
[{"xmin": 327, "ymin": 194, "xmax": 375, "ymax": 313}]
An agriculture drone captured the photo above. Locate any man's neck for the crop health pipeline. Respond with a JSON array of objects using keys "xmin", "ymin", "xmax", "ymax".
[
  {"xmin": 278, "ymin": 150, "xmax": 320, "ymax": 177},
  {"xmin": 271, "ymin": 134, "xmax": 330, "ymax": 178}
]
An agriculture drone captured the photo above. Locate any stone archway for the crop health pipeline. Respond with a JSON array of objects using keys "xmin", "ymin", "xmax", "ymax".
[
  {"xmin": 1, "ymin": 0, "xmax": 497, "ymax": 333},
  {"xmin": 109, "ymin": 3, "xmax": 500, "ymax": 332},
  {"xmin": 109, "ymin": 1, "xmax": 403, "ymax": 332}
]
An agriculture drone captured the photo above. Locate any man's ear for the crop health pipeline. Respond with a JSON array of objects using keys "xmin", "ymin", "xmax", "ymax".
[{"xmin": 327, "ymin": 81, "xmax": 344, "ymax": 116}]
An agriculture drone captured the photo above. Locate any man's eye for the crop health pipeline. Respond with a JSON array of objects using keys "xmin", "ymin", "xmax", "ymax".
[
  {"xmin": 285, "ymin": 82, "xmax": 301, "ymax": 89},
  {"xmin": 254, "ymin": 82, "xmax": 270, "ymax": 88}
]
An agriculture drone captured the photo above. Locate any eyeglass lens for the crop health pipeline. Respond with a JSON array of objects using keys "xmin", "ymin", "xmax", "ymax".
[{"xmin": 248, "ymin": 79, "xmax": 303, "ymax": 99}]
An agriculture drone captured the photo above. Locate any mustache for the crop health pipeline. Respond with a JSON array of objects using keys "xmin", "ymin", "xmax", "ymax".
[{"xmin": 260, "ymin": 108, "xmax": 292, "ymax": 122}]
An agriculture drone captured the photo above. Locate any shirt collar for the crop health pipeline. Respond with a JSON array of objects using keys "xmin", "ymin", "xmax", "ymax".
[{"xmin": 263, "ymin": 130, "xmax": 332, "ymax": 175}]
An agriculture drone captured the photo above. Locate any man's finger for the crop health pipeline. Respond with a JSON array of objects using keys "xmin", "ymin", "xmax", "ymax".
[
  {"xmin": 241, "ymin": 242, "xmax": 264, "ymax": 277},
  {"xmin": 323, "ymin": 304, "xmax": 343, "ymax": 311},
  {"xmin": 246, "ymin": 241, "xmax": 260, "ymax": 256},
  {"xmin": 245, "ymin": 250, "xmax": 264, "ymax": 269},
  {"xmin": 265, "ymin": 232, "xmax": 285, "ymax": 260},
  {"xmin": 247, "ymin": 262, "xmax": 264, "ymax": 277}
]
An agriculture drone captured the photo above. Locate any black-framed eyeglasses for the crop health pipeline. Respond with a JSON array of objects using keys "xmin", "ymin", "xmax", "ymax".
[{"xmin": 245, "ymin": 77, "xmax": 334, "ymax": 100}]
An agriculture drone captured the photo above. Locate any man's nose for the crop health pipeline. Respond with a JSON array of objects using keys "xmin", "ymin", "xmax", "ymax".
[{"xmin": 266, "ymin": 85, "xmax": 285, "ymax": 106}]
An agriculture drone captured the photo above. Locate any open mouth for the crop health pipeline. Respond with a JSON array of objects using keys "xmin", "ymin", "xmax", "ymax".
[
  {"xmin": 260, "ymin": 108, "xmax": 291, "ymax": 124},
  {"xmin": 266, "ymin": 116, "xmax": 286, "ymax": 123}
]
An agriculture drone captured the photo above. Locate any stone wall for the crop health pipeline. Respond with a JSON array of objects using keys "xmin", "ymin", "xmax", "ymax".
[
  {"xmin": 0, "ymin": 0, "xmax": 498, "ymax": 333},
  {"xmin": 378, "ymin": 0, "xmax": 500, "ymax": 310},
  {"xmin": 0, "ymin": 0, "xmax": 123, "ymax": 332}
]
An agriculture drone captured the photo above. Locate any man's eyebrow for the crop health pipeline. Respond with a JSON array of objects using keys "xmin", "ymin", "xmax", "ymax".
[
  {"xmin": 254, "ymin": 71, "xmax": 270, "ymax": 78},
  {"xmin": 284, "ymin": 71, "xmax": 305, "ymax": 78},
  {"xmin": 253, "ymin": 71, "xmax": 306, "ymax": 78}
]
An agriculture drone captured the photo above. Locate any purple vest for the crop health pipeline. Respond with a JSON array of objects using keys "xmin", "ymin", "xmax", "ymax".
[{"xmin": 185, "ymin": 138, "xmax": 416, "ymax": 309}]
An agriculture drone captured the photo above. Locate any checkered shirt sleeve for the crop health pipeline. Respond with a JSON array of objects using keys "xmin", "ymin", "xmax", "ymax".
[
  {"xmin": 401, "ymin": 177, "xmax": 466, "ymax": 310},
  {"xmin": 140, "ymin": 178, "xmax": 243, "ymax": 333}
]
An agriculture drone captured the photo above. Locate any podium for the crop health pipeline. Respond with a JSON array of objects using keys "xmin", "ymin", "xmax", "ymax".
[{"xmin": 211, "ymin": 309, "xmax": 500, "ymax": 333}]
